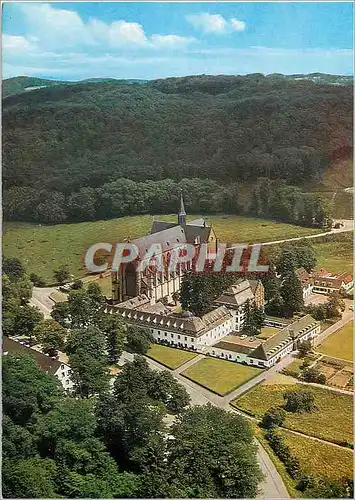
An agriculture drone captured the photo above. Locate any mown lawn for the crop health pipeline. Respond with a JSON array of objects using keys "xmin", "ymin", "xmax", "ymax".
[
  {"xmin": 279, "ymin": 429, "xmax": 353, "ymax": 482},
  {"xmin": 147, "ymin": 344, "xmax": 197, "ymax": 370},
  {"xmin": 181, "ymin": 357, "xmax": 262, "ymax": 395},
  {"xmin": 3, "ymin": 215, "xmax": 322, "ymax": 284},
  {"xmin": 232, "ymin": 383, "xmax": 353, "ymax": 445},
  {"xmin": 317, "ymin": 321, "xmax": 353, "ymax": 362}
]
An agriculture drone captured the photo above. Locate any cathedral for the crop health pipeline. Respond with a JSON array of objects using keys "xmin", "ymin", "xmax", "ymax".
[{"xmin": 111, "ymin": 192, "xmax": 218, "ymax": 304}]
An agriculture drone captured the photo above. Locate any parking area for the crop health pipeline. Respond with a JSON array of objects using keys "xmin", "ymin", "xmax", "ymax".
[{"xmin": 304, "ymin": 293, "xmax": 329, "ymax": 306}]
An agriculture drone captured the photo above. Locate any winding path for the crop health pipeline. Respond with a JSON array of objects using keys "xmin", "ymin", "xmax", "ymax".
[{"xmin": 231, "ymin": 219, "xmax": 353, "ymax": 249}]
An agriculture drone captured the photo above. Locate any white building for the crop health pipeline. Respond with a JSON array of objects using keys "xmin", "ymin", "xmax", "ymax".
[
  {"xmin": 206, "ymin": 314, "xmax": 320, "ymax": 368},
  {"xmin": 295, "ymin": 267, "xmax": 313, "ymax": 299},
  {"xmin": 311, "ymin": 269, "xmax": 353, "ymax": 295},
  {"xmin": 214, "ymin": 279, "xmax": 265, "ymax": 331},
  {"xmin": 3, "ymin": 336, "xmax": 74, "ymax": 390},
  {"xmin": 107, "ymin": 296, "xmax": 234, "ymax": 350}
]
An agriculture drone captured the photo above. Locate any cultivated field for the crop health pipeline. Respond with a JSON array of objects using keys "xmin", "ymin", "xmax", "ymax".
[
  {"xmin": 181, "ymin": 357, "xmax": 261, "ymax": 395},
  {"xmin": 233, "ymin": 383, "xmax": 353, "ymax": 445},
  {"xmin": 279, "ymin": 429, "xmax": 353, "ymax": 482},
  {"xmin": 3, "ymin": 215, "xmax": 322, "ymax": 284},
  {"xmin": 317, "ymin": 321, "xmax": 353, "ymax": 362},
  {"xmin": 147, "ymin": 344, "xmax": 197, "ymax": 369}
]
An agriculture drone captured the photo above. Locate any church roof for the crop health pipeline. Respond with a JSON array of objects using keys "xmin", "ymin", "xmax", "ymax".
[
  {"xmin": 150, "ymin": 220, "xmax": 177, "ymax": 234},
  {"xmin": 150, "ymin": 218, "xmax": 210, "ymax": 235},
  {"xmin": 133, "ymin": 225, "xmax": 187, "ymax": 257},
  {"xmin": 184, "ymin": 224, "xmax": 211, "ymax": 244},
  {"xmin": 188, "ymin": 218, "xmax": 209, "ymax": 227}
]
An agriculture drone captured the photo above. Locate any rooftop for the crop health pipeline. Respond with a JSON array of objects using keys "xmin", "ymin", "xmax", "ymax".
[
  {"xmin": 110, "ymin": 303, "xmax": 232, "ymax": 337},
  {"xmin": 3, "ymin": 336, "xmax": 66, "ymax": 374}
]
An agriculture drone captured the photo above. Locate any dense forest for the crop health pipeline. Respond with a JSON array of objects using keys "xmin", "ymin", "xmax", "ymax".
[{"xmin": 3, "ymin": 74, "xmax": 352, "ymax": 224}]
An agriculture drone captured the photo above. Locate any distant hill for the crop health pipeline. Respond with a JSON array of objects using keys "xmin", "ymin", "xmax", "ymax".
[
  {"xmin": 2, "ymin": 76, "xmax": 67, "ymax": 97},
  {"xmin": 2, "ymin": 76, "xmax": 148, "ymax": 97},
  {"xmin": 2, "ymin": 73, "xmax": 352, "ymax": 223},
  {"xmin": 267, "ymin": 73, "xmax": 353, "ymax": 85}
]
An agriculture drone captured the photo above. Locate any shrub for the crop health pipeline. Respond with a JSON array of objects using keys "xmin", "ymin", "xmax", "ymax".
[
  {"xmin": 125, "ymin": 325, "xmax": 154, "ymax": 354},
  {"xmin": 301, "ymin": 359, "xmax": 311, "ymax": 369},
  {"xmin": 29, "ymin": 273, "xmax": 46, "ymax": 287},
  {"xmin": 71, "ymin": 279, "xmax": 83, "ymax": 290},
  {"xmin": 298, "ymin": 340, "xmax": 312, "ymax": 358},
  {"xmin": 266, "ymin": 430, "xmax": 302, "ymax": 480},
  {"xmin": 297, "ymin": 474, "xmax": 315, "ymax": 492},
  {"xmin": 301, "ymin": 366, "xmax": 326, "ymax": 384},
  {"xmin": 261, "ymin": 407, "xmax": 286, "ymax": 429},
  {"xmin": 283, "ymin": 389, "xmax": 317, "ymax": 413}
]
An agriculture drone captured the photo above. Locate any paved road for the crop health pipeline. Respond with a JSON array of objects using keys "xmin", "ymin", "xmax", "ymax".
[
  {"xmin": 231, "ymin": 218, "xmax": 353, "ymax": 249},
  {"xmin": 29, "ymin": 287, "xmax": 57, "ymax": 317}
]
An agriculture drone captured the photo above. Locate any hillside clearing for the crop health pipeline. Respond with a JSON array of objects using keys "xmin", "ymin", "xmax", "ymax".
[{"xmin": 3, "ymin": 215, "xmax": 322, "ymax": 284}]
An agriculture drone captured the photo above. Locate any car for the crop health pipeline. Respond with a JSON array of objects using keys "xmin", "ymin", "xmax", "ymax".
[
  {"xmin": 240, "ymin": 335, "xmax": 247, "ymax": 340},
  {"xmin": 349, "ymin": 304, "xmax": 354, "ymax": 311}
]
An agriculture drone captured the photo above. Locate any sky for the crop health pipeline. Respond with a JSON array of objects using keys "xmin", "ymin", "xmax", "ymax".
[{"xmin": 2, "ymin": 2, "xmax": 354, "ymax": 81}]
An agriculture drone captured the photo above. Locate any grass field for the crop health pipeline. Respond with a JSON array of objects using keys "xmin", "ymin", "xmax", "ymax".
[
  {"xmin": 317, "ymin": 321, "xmax": 353, "ymax": 362},
  {"xmin": 181, "ymin": 357, "xmax": 261, "ymax": 395},
  {"xmin": 82, "ymin": 274, "xmax": 113, "ymax": 297},
  {"xmin": 147, "ymin": 344, "xmax": 197, "ymax": 369},
  {"xmin": 3, "ymin": 215, "xmax": 323, "ymax": 284},
  {"xmin": 281, "ymin": 358, "xmax": 304, "ymax": 378},
  {"xmin": 279, "ymin": 429, "xmax": 353, "ymax": 482},
  {"xmin": 233, "ymin": 383, "xmax": 353, "ymax": 445},
  {"xmin": 311, "ymin": 232, "xmax": 353, "ymax": 275}
]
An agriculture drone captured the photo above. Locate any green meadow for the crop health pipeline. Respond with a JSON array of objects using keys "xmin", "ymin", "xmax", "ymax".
[{"xmin": 3, "ymin": 215, "xmax": 322, "ymax": 284}]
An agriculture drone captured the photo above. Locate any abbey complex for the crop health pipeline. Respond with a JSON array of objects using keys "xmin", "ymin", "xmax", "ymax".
[{"xmin": 111, "ymin": 192, "xmax": 218, "ymax": 303}]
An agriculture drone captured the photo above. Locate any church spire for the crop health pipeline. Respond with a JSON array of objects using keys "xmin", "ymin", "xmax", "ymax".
[{"xmin": 178, "ymin": 189, "xmax": 186, "ymax": 226}]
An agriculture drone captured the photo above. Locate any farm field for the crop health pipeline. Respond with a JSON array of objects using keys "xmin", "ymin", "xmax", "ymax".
[
  {"xmin": 232, "ymin": 383, "xmax": 353, "ymax": 445},
  {"xmin": 147, "ymin": 344, "xmax": 197, "ymax": 370},
  {"xmin": 3, "ymin": 215, "xmax": 323, "ymax": 284},
  {"xmin": 279, "ymin": 429, "xmax": 353, "ymax": 482},
  {"xmin": 181, "ymin": 357, "xmax": 261, "ymax": 395},
  {"xmin": 317, "ymin": 321, "xmax": 353, "ymax": 362}
]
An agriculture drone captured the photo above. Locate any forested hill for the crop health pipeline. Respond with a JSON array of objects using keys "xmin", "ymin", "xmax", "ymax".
[{"xmin": 3, "ymin": 74, "xmax": 352, "ymax": 223}]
